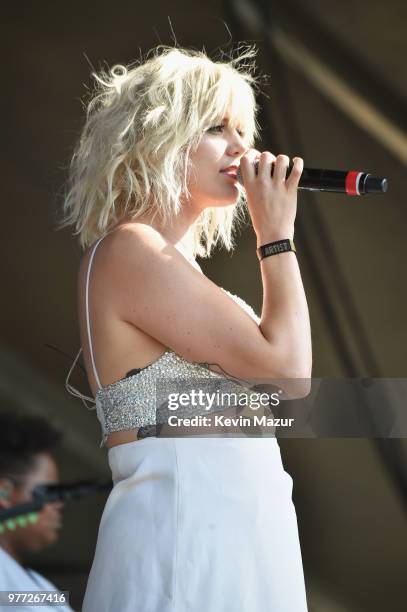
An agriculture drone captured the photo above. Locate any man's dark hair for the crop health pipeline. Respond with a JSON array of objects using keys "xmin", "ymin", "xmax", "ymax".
[{"xmin": 0, "ymin": 412, "xmax": 63, "ymax": 487}]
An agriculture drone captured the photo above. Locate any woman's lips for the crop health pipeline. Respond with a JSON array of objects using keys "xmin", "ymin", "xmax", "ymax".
[{"xmin": 220, "ymin": 170, "xmax": 238, "ymax": 180}]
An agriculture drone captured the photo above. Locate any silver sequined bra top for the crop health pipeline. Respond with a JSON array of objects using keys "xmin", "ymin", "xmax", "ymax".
[{"xmin": 65, "ymin": 235, "xmax": 261, "ymax": 448}]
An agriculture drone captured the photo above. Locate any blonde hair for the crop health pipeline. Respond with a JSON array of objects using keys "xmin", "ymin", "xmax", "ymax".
[{"xmin": 59, "ymin": 45, "xmax": 260, "ymax": 256}]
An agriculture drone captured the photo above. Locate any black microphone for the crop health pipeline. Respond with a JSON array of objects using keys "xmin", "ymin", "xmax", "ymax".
[{"xmin": 236, "ymin": 161, "xmax": 388, "ymax": 195}]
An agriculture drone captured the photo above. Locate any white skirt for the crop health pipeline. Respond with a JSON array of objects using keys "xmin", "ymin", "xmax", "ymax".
[{"xmin": 82, "ymin": 435, "xmax": 308, "ymax": 611}]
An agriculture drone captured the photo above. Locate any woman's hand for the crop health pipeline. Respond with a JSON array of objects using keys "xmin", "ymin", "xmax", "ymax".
[{"xmin": 240, "ymin": 150, "xmax": 304, "ymax": 244}]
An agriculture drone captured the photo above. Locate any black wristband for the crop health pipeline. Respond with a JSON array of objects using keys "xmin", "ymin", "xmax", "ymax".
[{"xmin": 257, "ymin": 239, "xmax": 296, "ymax": 261}]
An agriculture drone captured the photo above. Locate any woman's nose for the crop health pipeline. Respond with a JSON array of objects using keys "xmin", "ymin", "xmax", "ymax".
[{"xmin": 227, "ymin": 132, "xmax": 248, "ymax": 157}]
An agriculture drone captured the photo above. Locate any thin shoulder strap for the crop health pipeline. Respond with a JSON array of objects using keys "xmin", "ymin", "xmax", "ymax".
[
  {"xmin": 86, "ymin": 236, "xmax": 106, "ymax": 390},
  {"xmin": 65, "ymin": 234, "xmax": 107, "ymax": 410}
]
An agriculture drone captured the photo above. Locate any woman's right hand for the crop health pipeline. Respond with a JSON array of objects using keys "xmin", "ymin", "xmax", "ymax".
[{"xmin": 239, "ymin": 150, "xmax": 304, "ymax": 244}]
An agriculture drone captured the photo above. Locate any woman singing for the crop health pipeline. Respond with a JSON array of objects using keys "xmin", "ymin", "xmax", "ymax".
[{"xmin": 62, "ymin": 45, "xmax": 312, "ymax": 611}]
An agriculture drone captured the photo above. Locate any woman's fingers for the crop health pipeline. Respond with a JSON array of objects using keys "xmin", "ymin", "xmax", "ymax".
[{"xmin": 240, "ymin": 150, "xmax": 303, "ymax": 194}]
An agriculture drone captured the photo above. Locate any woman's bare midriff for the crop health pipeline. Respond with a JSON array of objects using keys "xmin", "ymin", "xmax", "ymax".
[
  {"xmin": 106, "ymin": 428, "xmax": 140, "ymax": 448},
  {"xmin": 104, "ymin": 405, "xmax": 273, "ymax": 448}
]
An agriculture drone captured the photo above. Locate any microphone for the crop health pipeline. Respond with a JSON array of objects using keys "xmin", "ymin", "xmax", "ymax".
[{"xmin": 236, "ymin": 161, "xmax": 388, "ymax": 195}]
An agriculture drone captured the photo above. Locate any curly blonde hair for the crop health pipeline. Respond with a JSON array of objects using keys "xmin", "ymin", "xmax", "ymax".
[{"xmin": 59, "ymin": 45, "xmax": 260, "ymax": 256}]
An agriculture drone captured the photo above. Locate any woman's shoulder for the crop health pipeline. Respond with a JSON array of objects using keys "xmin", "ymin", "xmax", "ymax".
[
  {"xmin": 79, "ymin": 223, "xmax": 159, "ymax": 264},
  {"xmin": 78, "ymin": 222, "xmax": 174, "ymax": 290},
  {"xmin": 101, "ymin": 222, "xmax": 169, "ymax": 258}
]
